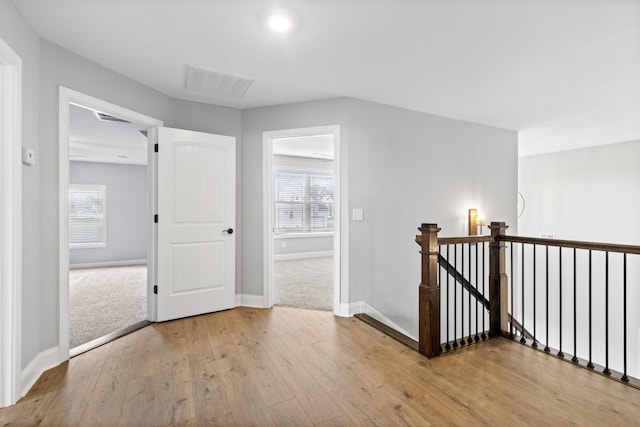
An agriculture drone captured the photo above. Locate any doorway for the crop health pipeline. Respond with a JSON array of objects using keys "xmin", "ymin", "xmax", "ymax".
[
  {"xmin": 263, "ymin": 126, "xmax": 341, "ymax": 314},
  {"xmin": 58, "ymin": 88, "xmax": 163, "ymax": 359},
  {"xmin": 0, "ymin": 37, "xmax": 22, "ymax": 408},
  {"xmin": 66, "ymin": 103, "xmax": 151, "ymax": 355}
]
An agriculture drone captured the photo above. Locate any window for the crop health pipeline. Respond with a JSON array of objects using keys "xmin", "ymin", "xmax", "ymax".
[
  {"xmin": 274, "ymin": 169, "xmax": 334, "ymax": 234},
  {"xmin": 69, "ymin": 184, "xmax": 107, "ymax": 248}
]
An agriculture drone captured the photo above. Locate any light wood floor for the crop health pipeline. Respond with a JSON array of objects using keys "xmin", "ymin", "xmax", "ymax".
[{"xmin": 2, "ymin": 307, "xmax": 640, "ymax": 426}]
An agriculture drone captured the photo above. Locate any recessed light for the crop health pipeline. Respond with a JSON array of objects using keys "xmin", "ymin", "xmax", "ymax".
[{"xmin": 267, "ymin": 13, "xmax": 293, "ymax": 33}]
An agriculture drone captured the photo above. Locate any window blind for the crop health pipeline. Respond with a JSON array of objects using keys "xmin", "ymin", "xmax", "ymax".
[
  {"xmin": 69, "ymin": 184, "xmax": 107, "ymax": 248},
  {"xmin": 274, "ymin": 169, "xmax": 334, "ymax": 233}
]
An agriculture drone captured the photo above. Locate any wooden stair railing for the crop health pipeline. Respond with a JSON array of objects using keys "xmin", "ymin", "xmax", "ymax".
[
  {"xmin": 417, "ymin": 224, "xmax": 441, "ymax": 357},
  {"xmin": 416, "ymin": 222, "xmax": 509, "ymax": 358},
  {"xmin": 417, "ymin": 221, "xmax": 640, "ymax": 388}
]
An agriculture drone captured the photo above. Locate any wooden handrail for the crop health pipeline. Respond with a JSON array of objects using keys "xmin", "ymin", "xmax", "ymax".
[
  {"xmin": 500, "ymin": 235, "xmax": 640, "ymax": 255},
  {"xmin": 419, "ymin": 232, "xmax": 640, "ymax": 254},
  {"xmin": 437, "ymin": 235, "xmax": 495, "ymax": 245},
  {"xmin": 416, "ymin": 234, "xmax": 493, "ymax": 246}
]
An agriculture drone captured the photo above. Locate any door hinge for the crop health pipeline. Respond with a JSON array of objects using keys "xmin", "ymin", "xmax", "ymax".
[
  {"xmin": 154, "ymin": 143, "xmax": 158, "ymax": 153},
  {"xmin": 153, "ymin": 285, "xmax": 158, "ymax": 294},
  {"xmin": 154, "ymin": 214, "xmax": 158, "ymax": 223}
]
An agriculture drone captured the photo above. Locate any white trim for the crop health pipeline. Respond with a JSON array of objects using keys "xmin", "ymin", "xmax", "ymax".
[
  {"xmin": 362, "ymin": 302, "xmax": 418, "ymax": 341},
  {"xmin": 235, "ymin": 294, "xmax": 266, "ymax": 308},
  {"xmin": 20, "ymin": 347, "xmax": 59, "ymax": 399},
  {"xmin": 0, "ymin": 37, "xmax": 22, "ymax": 408},
  {"xmin": 273, "ymin": 250, "xmax": 333, "ymax": 261},
  {"xmin": 338, "ymin": 301, "xmax": 364, "ymax": 317},
  {"xmin": 58, "ymin": 87, "xmax": 163, "ymax": 364},
  {"xmin": 273, "ymin": 165, "xmax": 334, "ymax": 175},
  {"xmin": 147, "ymin": 128, "xmax": 159, "ymax": 323},
  {"xmin": 69, "ymin": 259, "xmax": 147, "ymax": 269},
  {"xmin": 263, "ymin": 126, "xmax": 345, "ymax": 315},
  {"xmin": 273, "ymin": 232, "xmax": 333, "ymax": 239},
  {"xmin": 264, "ymin": 135, "xmax": 274, "ymax": 307}
]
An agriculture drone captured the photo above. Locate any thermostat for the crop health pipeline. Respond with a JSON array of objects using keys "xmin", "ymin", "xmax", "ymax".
[{"xmin": 22, "ymin": 147, "xmax": 36, "ymax": 165}]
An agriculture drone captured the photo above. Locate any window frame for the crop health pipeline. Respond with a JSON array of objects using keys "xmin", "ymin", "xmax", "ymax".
[{"xmin": 68, "ymin": 183, "xmax": 107, "ymax": 249}]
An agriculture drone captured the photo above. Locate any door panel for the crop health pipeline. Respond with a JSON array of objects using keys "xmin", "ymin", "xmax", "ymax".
[{"xmin": 156, "ymin": 127, "xmax": 235, "ymax": 322}]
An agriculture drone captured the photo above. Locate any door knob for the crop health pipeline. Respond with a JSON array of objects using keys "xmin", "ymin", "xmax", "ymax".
[{"xmin": 223, "ymin": 228, "xmax": 234, "ymax": 234}]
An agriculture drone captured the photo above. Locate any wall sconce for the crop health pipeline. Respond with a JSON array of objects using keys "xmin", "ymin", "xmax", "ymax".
[
  {"xmin": 468, "ymin": 209, "xmax": 487, "ymax": 235},
  {"xmin": 468, "ymin": 209, "xmax": 478, "ymax": 236},
  {"xmin": 477, "ymin": 213, "xmax": 487, "ymax": 234}
]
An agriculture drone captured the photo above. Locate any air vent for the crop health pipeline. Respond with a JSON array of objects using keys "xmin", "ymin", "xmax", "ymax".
[
  {"xmin": 94, "ymin": 111, "xmax": 131, "ymax": 123},
  {"xmin": 185, "ymin": 65, "xmax": 253, "ymax": 100}
]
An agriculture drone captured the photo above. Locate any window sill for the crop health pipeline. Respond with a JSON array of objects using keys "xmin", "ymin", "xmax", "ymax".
[
  {"xmin": 70, "ymin": 243, "xmax": 106, "ymax": 249},
  {"xmin": 273, "ymin": 232, "xmax": 334, "ymax": 239}
]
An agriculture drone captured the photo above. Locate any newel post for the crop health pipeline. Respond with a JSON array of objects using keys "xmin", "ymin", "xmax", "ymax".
[
  {"xmin": 418, "ymin": 223, "xmax": 441, "ymax": 358},
  {"xmin": 489, "ymin": 222, "xmax": 509, "ymax": 337}
]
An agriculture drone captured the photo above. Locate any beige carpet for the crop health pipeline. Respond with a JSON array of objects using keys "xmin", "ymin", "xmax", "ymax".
[
  {"xmin": 69, "ymin": 265, "xmax": 147, "ymax": 349},
  {"xmin": 273, "ymin": 256, "xmax": 333, "ymax": 311}
]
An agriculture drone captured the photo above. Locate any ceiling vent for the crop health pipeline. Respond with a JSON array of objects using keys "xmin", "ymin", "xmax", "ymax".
[
  {"xmin": 94, "ymin": 111, "xmax": 131, "ymax": 123},
  {"xmin": 185, "ymin": 65, "xmax": 253, "ymax": 100}
]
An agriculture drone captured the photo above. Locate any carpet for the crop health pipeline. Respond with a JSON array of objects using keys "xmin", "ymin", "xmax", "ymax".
[
  {"xmin": 273, "ymin": 256, "xmax": 333, "ymax": 311},
  {"xmin": 69, "ymin": 265, "xmax": 147, "ymax": 349}
]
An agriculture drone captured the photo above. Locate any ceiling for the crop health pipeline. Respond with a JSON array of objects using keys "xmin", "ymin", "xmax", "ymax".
[
  {"xmin": 14, "ymin": 0, "xmax": 640, "ymax": 157},
  {"xmin": 273, "ymin": 134, "xmax": 334, "ymax": 160},
  {"xmin": 69, "ymin": 104, "xmax": 148, "ymax": 165}
]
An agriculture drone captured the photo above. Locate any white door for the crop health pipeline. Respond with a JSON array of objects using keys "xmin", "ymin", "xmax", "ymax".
[{"xmin": 155, "ymin": 127, "xmax": 236, "ymax": 322}]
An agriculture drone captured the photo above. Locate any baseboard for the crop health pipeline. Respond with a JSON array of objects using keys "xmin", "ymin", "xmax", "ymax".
[
  {"xmin": 362, "ymin": 302, "xmax": 418, "ymax": 341},
  {"xmin": 235, "ymin": 294, "xmax": 266, "ymax": 308},
  {"xmin": 21, "ymin": 347, "xmax": 60, "ymax": 398},
  {"xmin": 273, "ymin": 251, "xmax": 333, "ymax": 261},
  {"xmin": 70, "ymin": 259, "xmax": 147, "ymax": 269},
  {"xmin": 337, "ymin": 301, "xmax": 363, "ymax": 317}
]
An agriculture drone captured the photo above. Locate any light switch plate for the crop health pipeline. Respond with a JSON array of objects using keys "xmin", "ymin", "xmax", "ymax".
[
  {"xmin": 22, "ymin": 147, "xmax": 36, "ymax": 165},
  {"xmin": 352, "ymin": 208, "xmax": 364, "ymax": 221}
]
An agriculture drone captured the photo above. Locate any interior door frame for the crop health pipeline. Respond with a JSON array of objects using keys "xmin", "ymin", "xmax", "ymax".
[
  {"xmin": 263, "ymin": 125, "xmax": 349, "ymax": 316},
  {"xmin": 0, "ymin": 37, "xmax": 22, "ymax": 408},
  {"xmin": 58, "ymin": 87, "xmax": 163, "ymax": 361}
]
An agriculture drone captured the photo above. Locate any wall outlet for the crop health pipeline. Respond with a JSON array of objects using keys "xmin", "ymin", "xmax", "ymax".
[
  {"xmin": 281, "ymin": 241, "xmax": 287, "ymax": 248},
  {"xmin": 352, "ymin": 208, "xmax": 364, "ymax": 221}
]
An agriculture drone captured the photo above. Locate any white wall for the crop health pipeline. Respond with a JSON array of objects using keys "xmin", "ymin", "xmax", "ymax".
[
  {"xmin": 241, "ymin": 98, "xmax": 349, "ymax": 298},
  {"xmin": 273, "ymin": 236, "xmax": 333, "ymax": 257},
  {"xmin": 0, "ymin": 0, "xmax": 42, "ymax": 372},
  {"xmin": 69, "ymin": 161, "xmax": 148, "ymax": 266},
  {"xmin": 241, "ymin": 97, "xmax": 518, "ymax": 336},
  {"xmin": 519, "ymin": 139, "xmax": 640, "ymax": 243},
  {"xmin": 346, "ymin": 98, "xmax": 518, "ymax": 337}
]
